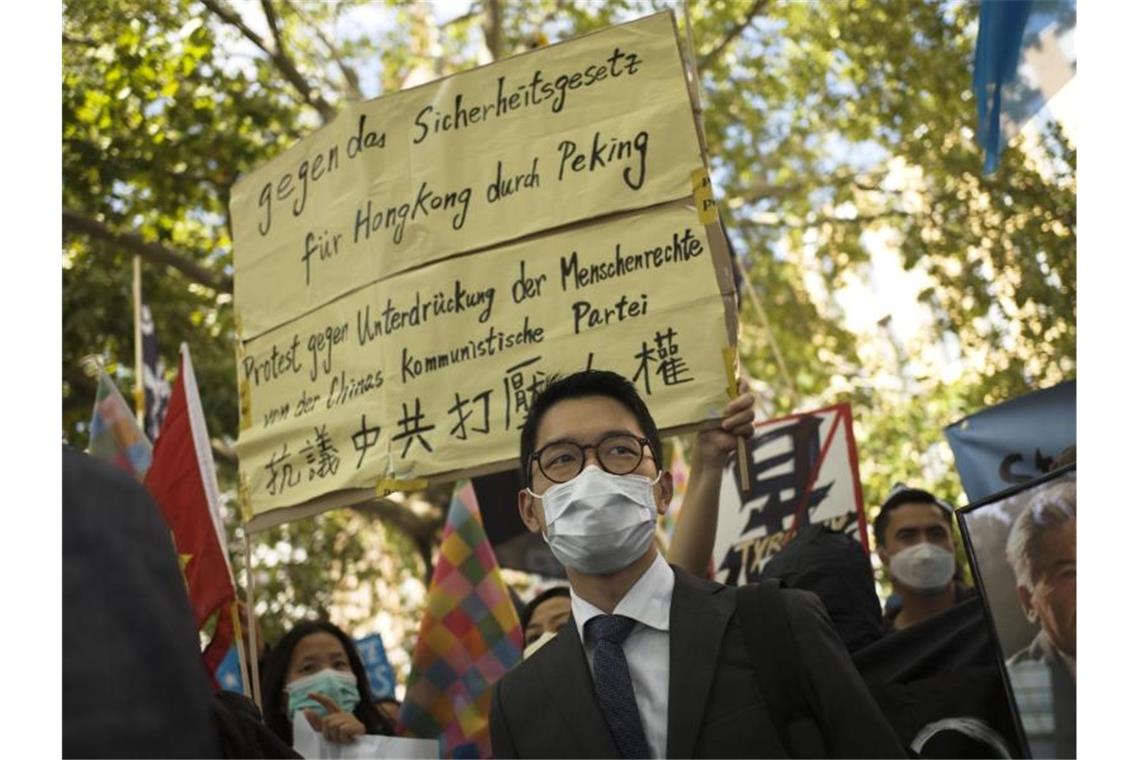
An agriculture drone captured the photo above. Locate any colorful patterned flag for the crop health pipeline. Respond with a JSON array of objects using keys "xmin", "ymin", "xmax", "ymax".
[
  {"xmin": 398, "ymin": 482, "xmax": 523, "ymax": 758},
  {"xmin": 87, "ymin": 367, "xmax": 152, "ymax": 481}
]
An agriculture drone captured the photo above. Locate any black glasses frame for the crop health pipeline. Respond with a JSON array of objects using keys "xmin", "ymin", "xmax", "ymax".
[{"xmin": 529, "ymin": 433, "xmax": 654, "ymax": 485}]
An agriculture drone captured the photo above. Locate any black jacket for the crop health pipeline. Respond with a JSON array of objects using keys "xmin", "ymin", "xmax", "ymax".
[
  {"xmin": 490, "ymin": 565, "xmax": 905, "ymax": 758},
  {"xmin": 63, "ymin": 446, "xmax": 222, "ymax": 758}
]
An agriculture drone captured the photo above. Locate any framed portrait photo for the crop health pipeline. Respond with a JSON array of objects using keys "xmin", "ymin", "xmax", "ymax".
[{"xmin": 957, "ymin": 464, "xmax": 1076, "ymax": 759}]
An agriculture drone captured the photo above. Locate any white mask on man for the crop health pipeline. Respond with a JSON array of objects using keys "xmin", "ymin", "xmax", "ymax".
[
  {"xmin": 527, "ymin": 465, "xmax": 661, "ymax": 574},
  {"xmin": 888, "ymin": 542, "xmax": 956, "ymax": 593}
]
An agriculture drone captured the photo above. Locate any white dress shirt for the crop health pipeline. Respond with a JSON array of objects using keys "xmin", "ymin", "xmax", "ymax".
[{"xmin": 570, "ymin": 552, "xmax": 674, "ymax": 759}]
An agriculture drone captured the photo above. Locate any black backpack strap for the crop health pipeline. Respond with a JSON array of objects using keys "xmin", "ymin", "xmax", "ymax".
[{"xmin": 736, "ymin": 580, "xmax": 829, "ymax": 758}]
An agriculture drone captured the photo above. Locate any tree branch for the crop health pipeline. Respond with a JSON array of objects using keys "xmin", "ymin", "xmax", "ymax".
[
  {"xmin": 63, "ymin": 33, "xmax": 98, "ymax": 47},
  {"xmin": 738, "ymin": 207, "xmax": 912, "ymax": 230},
  {"xmin": 201, "ymin": 0, "xmax": 336, "ymax": 123},
  {"xmin": 482, "ymin": 0, "xmax": 503, "ymax": 60},
  {"xmin": 62, "ymin": 208, "xmax": 232, "ymax": 293},
  {"xmin": 259, "ymin": 0, "xmax": 288, "ymax": 60},
  {"xmin": 440, "ymin": 6, "xmax": 480, "ymax": 30},
  {"xmin": 281, "ymin": 0, "xmax": 364, "ymax": 100},
  {"xmin": 350, "ymin": 497, "xmax": 445, "ymax": 584},
  {"xmin": 729, "ymin": 168, "xmax": 893, "ymax": 207},
  {"xmin": 698, "ymin": 0, "xmax": 769, "ymax": 70}
]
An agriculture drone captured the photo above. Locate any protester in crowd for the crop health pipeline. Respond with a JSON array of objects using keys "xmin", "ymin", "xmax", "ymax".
[
  {"xmin": 261, "ymin": 620, "xmax": 395, "ymax": 748},
  {"xmin": 490, "ymin": 370, "xmax": 904, "ymax": 758},
  {"xmin": 63, "ymin": 446, "xmax": 223, "ymax": 758},
  {"xmin": 875, "ymin": 484, "xmax": 972, "ymax": 632},
  {"xmin": 759, "ymin": 524, "xmax": 886, "ymax": 653},
  {"xmin": 521, "ymin": 585, "xmax": 572, "ymax": 657}
]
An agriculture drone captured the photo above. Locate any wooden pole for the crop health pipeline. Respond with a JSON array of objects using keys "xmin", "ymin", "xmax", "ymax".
[
  {"xmin": 734, "ymin": 256, "xmax": 800, "ymax": 408},
  {"xmin": 230, "ymin": 602, "xmax": 252, "ymax": 699},
  {"xmin": 683, "ymin": 1, "xmax": 750, "ymax": 491},
  {"xmin": 243, "ymin": 533, "xmax": 263, "ymax": 709},
  {"xmin": 132, "ymin": 255, "xmax": 146, "ymax": 428},
  {"xmin": 681, "ymin": 0, "xmax": 707, "ymax": 155}
]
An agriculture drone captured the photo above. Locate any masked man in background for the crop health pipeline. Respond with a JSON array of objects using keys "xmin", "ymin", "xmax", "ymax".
[{"xmin": 875, "ymin": 485, "xmax": 971, "ymax": 632}]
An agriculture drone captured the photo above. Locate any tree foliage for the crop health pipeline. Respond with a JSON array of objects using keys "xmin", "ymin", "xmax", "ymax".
[{"xmin": 62, "ymin": 0, "xmax": 1075, "ymax": 675}]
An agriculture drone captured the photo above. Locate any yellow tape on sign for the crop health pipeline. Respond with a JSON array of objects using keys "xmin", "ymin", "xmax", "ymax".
[
  {"xmin": 238, "ymin": 473, "xmax": 254, "ymax": 523},
  {"xmin": 691, "ymin": 168, "xmax": 718, "ymax": 225},
  {"xmin": 376, "ymin": 478, "xmax": 429, "ymax": 496},
  {"xmin": 722, "ymin": 346, "xmax": 737, "ymax": 399},
  {"xmin": 239, "ymin": 380, "xmax": 252, "ymax": 431}
]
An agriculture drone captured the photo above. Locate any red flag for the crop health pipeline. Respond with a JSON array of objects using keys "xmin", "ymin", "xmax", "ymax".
[{"xmin": 144, "ymin": 344, "xmax": 236, "ymax": 677}]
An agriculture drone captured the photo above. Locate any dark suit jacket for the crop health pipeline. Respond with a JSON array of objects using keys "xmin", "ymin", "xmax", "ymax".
[
  {"xmin": 490, "ymin": 566, "xmax": 905, "ymax": 758},
  {"xmin": 63, "ymin": 446, "xmax": 222, "ymax": 758}
]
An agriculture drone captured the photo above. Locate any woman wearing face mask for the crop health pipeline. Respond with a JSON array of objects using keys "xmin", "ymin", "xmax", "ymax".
[{"xmin": 261, "ymin": 620, "xmax": 395, "ymax": 747}]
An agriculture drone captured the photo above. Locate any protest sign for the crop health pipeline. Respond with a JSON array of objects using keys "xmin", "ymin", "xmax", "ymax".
[
  {"xmin": 712, "ymin": 403, "xmax": 868, "ymax": 585},
  {"xmin": 231, "ymin": 12, "xmax": 738, "ymax": 530},
  {"xmin": 944, "ymin": 380, "xmax": 1075, "ymax": 502},
  {"xmin": 293, "ymin": 714, "xmax": 437, "ymax": 759},
  {"xmin": 956, "ymin": 467, "xmax": 1076, "ymax": 758},
  {"xmin": 355, "ymin": 633, "xmax": 396, "ymax": 700},
  {"xmin": 230, "ymin": 11, "xmax": 706, "ymax": 340}
]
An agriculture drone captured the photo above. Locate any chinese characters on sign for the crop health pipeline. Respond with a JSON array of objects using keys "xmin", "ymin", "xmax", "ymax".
[{"xmin": 713, "ymin": 404, "xmax": 869, "ymax": 585}]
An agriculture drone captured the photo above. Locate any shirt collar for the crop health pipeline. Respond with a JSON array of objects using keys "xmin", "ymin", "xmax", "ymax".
[
  {"xmin": 571, "ymin": 553, "xmax": 674, "ymax": 643},
  {"xmin": 1038, "ymin": 630, "xmax": 1077, "ymax": 679}
]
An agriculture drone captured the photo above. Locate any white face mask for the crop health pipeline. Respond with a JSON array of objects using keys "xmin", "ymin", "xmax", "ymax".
[
  {"xmin": 527, "ymin": 465, "xmax": 661, "ymax": 574},
  {"xmin": 888, "ymin": 542, "xmax": 956, "ymax": 593}
]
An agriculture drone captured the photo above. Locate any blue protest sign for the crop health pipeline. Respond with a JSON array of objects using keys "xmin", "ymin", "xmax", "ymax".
[
  {"xmin": 355, "ymin": 633, "xmax": 396, "ymax": 699},
  {"xmin": 215, "ymin": 645, "xmax": 244, "ymax": 693},
  {"xmin": 944, "ymin": 380, "xmax": 1075, "ymax": 502}
]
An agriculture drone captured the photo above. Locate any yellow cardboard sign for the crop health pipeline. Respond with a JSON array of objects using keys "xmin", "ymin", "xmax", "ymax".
[
  {"xmin": 231, "ymin": 12, "xmax": 739, "ymax": 530},
  {"xmin": 235, "ymin": 203, "xmax": 733, "ymax": 526},
  {"xmin": 231, "ymin": 11, "xmax": 704, "ymax": 340}
]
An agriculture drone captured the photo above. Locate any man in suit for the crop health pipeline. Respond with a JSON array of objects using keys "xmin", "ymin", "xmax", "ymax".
[{"xmin": 490, "ymin": 370, "xmax": 904, "ymax": 758}]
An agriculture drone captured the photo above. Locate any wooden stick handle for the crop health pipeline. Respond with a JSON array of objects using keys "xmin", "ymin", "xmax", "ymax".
[{"xmin": 736, "ymin": 436, "xmax": 750, "ymax": 493}]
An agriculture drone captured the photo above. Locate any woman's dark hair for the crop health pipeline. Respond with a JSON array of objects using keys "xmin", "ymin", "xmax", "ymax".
[
  {"xmin": 260, "ymin": 620, "xmax": 395, "ymax": 744},
  {"xmin": 521, "ymin": 586, "xmax": 571, "ymax": 631}
]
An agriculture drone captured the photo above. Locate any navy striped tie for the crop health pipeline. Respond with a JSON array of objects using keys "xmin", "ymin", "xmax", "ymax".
[{"xmin": 586, "ymin": 615, "xmax": 651, "ymax": 759}]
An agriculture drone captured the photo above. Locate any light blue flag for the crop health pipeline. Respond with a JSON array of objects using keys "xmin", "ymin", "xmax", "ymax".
[{"xmin": 973, "ymin": 0, "xmax": 1076, "ymax": 173}]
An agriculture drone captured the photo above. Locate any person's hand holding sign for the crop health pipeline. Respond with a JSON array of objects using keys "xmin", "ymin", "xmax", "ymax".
[
  {"xmin": 667, "ymin": 382, "xmax": 757, "ymax": 575},
  {"xmin": 304, "ymin": 691, "xmax": 366, "ymax": 744},
  {"xmin": 695, "ymin": 386, "xmax": 756, "ymax": 467}
]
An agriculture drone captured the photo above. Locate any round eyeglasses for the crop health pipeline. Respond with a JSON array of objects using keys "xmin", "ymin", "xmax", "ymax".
[{"xmin": 530, "ymin": 433, "xmax": 654, "ymax": 484}]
